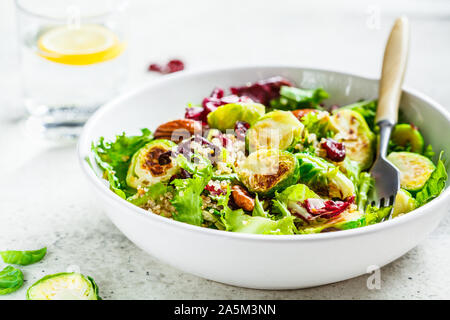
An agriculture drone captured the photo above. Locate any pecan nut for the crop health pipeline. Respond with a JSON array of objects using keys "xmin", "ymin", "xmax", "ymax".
[
  {"xmin": 231, "ymin": 185, "xmax": 255, "ymax": 212},
  {"xmin": 154, "ymin": 119, "xmax": 202, "ymax": 143}
]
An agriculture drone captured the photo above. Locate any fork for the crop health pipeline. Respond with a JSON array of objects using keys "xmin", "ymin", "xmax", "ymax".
[{"xmin": 368, "ymin": 17, "xmax": 410, "ymax": 219}]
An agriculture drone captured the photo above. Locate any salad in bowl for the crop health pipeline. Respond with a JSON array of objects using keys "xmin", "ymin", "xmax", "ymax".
[{"xmin": 91, "ymin": 76, "xmax": 447, "ymax": 236}]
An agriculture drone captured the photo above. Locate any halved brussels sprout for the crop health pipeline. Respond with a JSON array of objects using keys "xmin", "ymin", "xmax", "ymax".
[
  {"xmin": 246, "ymin": 110, "xmax": 303, "ymax": 152},
  {"xmin": 298, "ymin": 209, "xmax": 364, "ymax": 234},
  {"xmin": 237, "ymin": 149, "xmax": 300, "ymax": 196},
  {"xmin": 126, "ymin": 139, "xmax": 179, "ymax": 189},
  {"xmin": 207, "ymin": 102, "xmax": 265, "ymax": 131},
  {"xmin": 296, "ymin": 153, "xmax": 355, "ymax": 199},
  {"xmin": 331, "ymin": 109, "xmax": 375, "ymax": 170},
  {"xmin": 387, "ymin": 152, "xmax": 435, "ymax": 192},
  {"xmin": 391, "ymin": 124, "xmax": 424, "ymax": 153},
  {"xmin": 392, "ymin": 189, "xmax": 417, "ymax": 218},
  {"xmin": 27, "ymin": 272, "xmax": 101, "ymax": 300}
]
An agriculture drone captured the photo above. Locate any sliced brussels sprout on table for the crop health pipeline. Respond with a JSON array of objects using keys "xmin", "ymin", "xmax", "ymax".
[
  {"xmin": 246, "ymin": 110, "xmax": 303, "ymax": 151},
  {"xmin": 237, "ymin": 149, "xmax": 300, "ymax": 196},
  {"xmin": 331, "ymin": 109, "xmax": 375, "ymax": 170},
  {"xmin": 27, "ymin": 272, "xmax": 101, "ymax": 300},
  {"xmin": 207, "ymin": 102, "xmax": 265, "ymax": 131},
  {"xmin": 0, "ymin": 266, "xmax": 24, "ymax": 295},
  {"xmin": 0, "ymin": 247, "xmax": 47, "ymax": 266},
  {"xmin": 126, "ymin": 139, "xmax": 179, "ymax": 189},
  {"xmin": 387, "ymin": 151, "xmax": 435, "ymax": 192}
]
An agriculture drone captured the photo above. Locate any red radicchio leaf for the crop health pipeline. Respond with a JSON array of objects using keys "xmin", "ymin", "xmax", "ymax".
[
  {"xmin": 185, "ymin": 87, "xmax": 253, "ymax": 124},
  {"xmin": 303, "ymin": 196, "xmax": 355, "ymax": 220},
  {"xmin": 230, "ymin": 76, "xmax": 293, "ymax": 105}
]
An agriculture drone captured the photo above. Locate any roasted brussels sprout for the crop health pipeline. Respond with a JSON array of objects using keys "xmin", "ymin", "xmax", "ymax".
[
  {"xmin": 246, "ymin": 110, "xmax": 303, "ymax": 152},
  {"xmin": 391, "ymin": 124, "xmax": 424, "ymax": 154},
  {"xmin": 27, "ymin": 272, "xmax": 101, "ymax": 300},
  {"xmin": 387, "ymin": 151, "xmax": 435, "ymax": 192},
  {"xmin": 207, "ymin": 102, "xmax": 265, "ymax": 131},
  {"xmin": 392, "ymin": 189, "xmax": 417, "ymax": 217},
  {"xmin": 0, "ymin": 247, "xmax": 47, "ymax": 266},
  {"xmin": 0, "ymin": 266, "xmax": 24, "ymax": 295},
  {"xmin": 331, "ymin": 109, "xmax": 375, "ymax": 170},
  {"xmin": 296, "ymin": 153, "xmax": 355, "ymax": 199},
  {"xmin": 126, "ymin": 139, "xmax": 179, "ymax": 189},
  {"xmin": 237, "ymin": 149, "xmax": 300, "ymax": 196}
]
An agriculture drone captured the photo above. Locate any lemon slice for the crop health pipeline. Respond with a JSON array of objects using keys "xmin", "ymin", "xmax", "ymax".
[{"xmin": 37, "ymin": 24, "xmax": 125, "ymax": 65}]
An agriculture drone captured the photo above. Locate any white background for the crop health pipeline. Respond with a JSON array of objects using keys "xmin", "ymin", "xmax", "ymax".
[{"xmin": 0, "ymin": 0, "xmax": 449, "ymax": 299}]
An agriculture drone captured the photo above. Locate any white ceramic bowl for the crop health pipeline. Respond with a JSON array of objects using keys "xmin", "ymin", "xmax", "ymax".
[{"xmin": 78, "ymin": 66, "xmax": 450, "ymax": 289}]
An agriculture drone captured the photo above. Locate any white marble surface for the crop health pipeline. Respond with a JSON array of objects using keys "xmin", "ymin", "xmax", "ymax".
[{"xmin": 1, "ymin": 0, "xmax": 450, "ymax": 299}]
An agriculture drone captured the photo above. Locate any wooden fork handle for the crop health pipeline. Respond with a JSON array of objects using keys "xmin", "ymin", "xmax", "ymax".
[{"xmin": 376, "ymin": 16, "xmax": 410, "ymax": 124}]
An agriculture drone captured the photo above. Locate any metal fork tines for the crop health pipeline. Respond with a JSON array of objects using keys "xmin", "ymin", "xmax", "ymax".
[{"xmin": 369, "ymin": 121, "xmax": 400, "ymax": 220}]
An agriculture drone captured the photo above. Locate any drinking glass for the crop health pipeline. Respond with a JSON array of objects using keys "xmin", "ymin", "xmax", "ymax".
[{"xmin": 15, "ymin": 0, "xmax": 129, "ymax": 142}]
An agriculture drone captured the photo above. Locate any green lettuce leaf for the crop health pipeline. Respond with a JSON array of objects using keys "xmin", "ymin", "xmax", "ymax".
[
  {"xmin": 276, "ymin": 184, "xmax": 320, "ymax": 205},
  {"xmin": 300, "ymin": 111, "xmax": 335, "ymax": 139},
  {"xmin": 364, "ymin": 205, "xmax": 392, "ymax": 225},
  {"xmin": 270, "ymin": 86, "xmax": 328, "ymax": 110},
  {"xmin": 127, "ymin": 182, "xmax": 170, "ymax": 207},
  {"xmin": 356, "ymin": 172, "xmax": 373, "ymax": 211},
  {"xmin": 91, "ymin": 129, "xmax": 153, "ymax": 198},
  {"xmin": 222, "ymin": 209, "xmax": 296, "ymax": 235},
  {"xmin": 170, "ymin": 154, "xmax": 213, "ymax": 226},
  {"xmin": 415, "ymin": 152, "xmax": 448, "ymax": 206},
  {"xmin": 252, "ymin": 195, "xmax": 271, "ymax": 218}
]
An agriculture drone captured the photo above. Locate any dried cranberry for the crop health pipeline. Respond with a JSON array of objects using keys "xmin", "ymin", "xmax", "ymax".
[
  {"xmin": 205, "ymin": 184, "xmax": 226, "ymax": 196},
  {"xmin": 230, "ymin": 76, "xmax": 293, "ymax": 105},
  {"xmin": 148, "ymin": 59, "xmax": 185, "ymax": 74},
  {"xmin": 166, "ymin": 59, "xmax": 184, "ymax": 73},
  {"xmin": 321, "ymin": 138, "xmax": 346, "ymax": 162},
  {"xmin": 148, "ymin": 63, "xmax": 163, "ymax": 72},
  {"xmin": 235, "ymin": 121, "xmax": 250, "ymax": 140}
]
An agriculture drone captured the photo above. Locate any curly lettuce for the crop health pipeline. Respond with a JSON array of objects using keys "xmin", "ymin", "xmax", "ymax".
[
  {"xmin": 215, "ymin": 186, "xmax": 296, "ymax": 235},
  {"xmin": 415, "ymin": 152, "xmax": 447, "ymax": 206},
  {"xmin": 170, "ymin": 154, "xmax": 213, "ymax": 226},
  {"xmin": 300, "ymin": 112, "xmax": 336, "ymax": 139},
  {"xmin": 91, "ymin": 129, "xmax": 153, "ymax": 198}
]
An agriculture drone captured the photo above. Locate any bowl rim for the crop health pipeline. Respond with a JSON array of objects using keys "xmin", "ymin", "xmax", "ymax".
[{"xmin": 78, "ymin": 64, "xmax": 450, "ymax": 242}]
